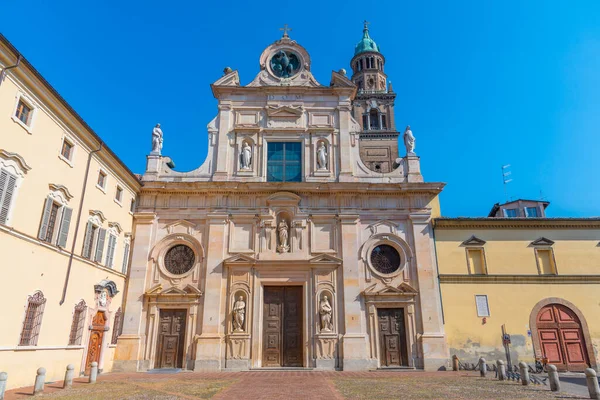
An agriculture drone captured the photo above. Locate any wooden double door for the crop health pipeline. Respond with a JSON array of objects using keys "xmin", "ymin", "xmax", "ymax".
[
  {"xmin": 378, "ymin": 308, "xmax": 408, "ymax": 367},
  {"xmin": 156, "ymin": 309, "xmax": 186, "ymax": 369},
  {"xmin": 537, "ymin": 304, "xmax": 589, "ymax": 371},
  {"xmin": 263, "ymin": 286, "xmax": 303, "ymax": 367}
]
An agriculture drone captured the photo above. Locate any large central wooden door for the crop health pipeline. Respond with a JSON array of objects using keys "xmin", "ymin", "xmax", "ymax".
[
  {"xmin": 156, "ymin": 309, "xmax": 186, "ymax": 369},
  {"xmin": 537, "ymin": 304, "xmax": 589, "ymax": 371},
  {"xmin": 378, "ymin": 308, "xmax": 408, "ymax": 367},
  {"xmin": 262, "ymin": 286, "xmax": 303, "ymax": 367}
]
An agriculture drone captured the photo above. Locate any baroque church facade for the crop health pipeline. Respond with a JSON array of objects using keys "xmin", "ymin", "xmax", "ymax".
[{"xmin": 114, "ymin": 25, "xmax": 448, "ymax": 372}]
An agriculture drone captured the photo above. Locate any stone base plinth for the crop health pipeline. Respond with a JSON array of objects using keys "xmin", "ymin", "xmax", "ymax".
[
  {"xmin": 194, "ymin": 335, "xmax": 223, "ymax": 371},
  {"xmin": 315, "ymin": 358, "xmax": 336, "ymax": 370},
  {"xmin": 421, "ymin": 334, "xmax": 449, "ymax": 371},
  {"xmin": 224, "ymin": 359, "xmax": 250, "ymax": 371}
]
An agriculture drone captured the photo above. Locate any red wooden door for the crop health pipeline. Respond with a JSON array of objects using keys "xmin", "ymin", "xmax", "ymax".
[
  {"xmin": 537, "ymin": 304, "xmax": 589, "ymax": 371},
  {"xmin": 85, "ymin": 312, "xmax": 106, "ymax": 375}
]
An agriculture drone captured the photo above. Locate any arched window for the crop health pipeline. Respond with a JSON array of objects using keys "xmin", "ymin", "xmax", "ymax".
[
  {"xmin": 111, "ymin": 307, "xmax": 123, "ymax": 345},
  {"xmin": 68, "ymin": 300, "xmax": 87, "ymax": 345},
  {"xmin": 369, "ymin": 109, "xmax": 380, "ymax": 130},
  {"xmin": 19, "ymin": 291, "xmax": 46, "ymax": 346}
]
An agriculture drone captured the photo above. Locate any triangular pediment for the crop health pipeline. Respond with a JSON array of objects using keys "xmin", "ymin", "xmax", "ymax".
[
  {"xmin": 531, "ymin": 237, "xmax": 555, "ymax": 246},
  {"xmin": 462, "ymin": 235, "xmax": 486, "ymax": 246},
  {"xmin": 266, "ymin": 105, "xmax": 304, "ymax": 117},
  {"xmin": 363, "ymin": 282, "xmax": 418, "ymax": 297},
  {"xmin": 330, "ymin": 70, "xmax": 357, "ymax": 89},
  {"xmin": 145, "ymin": 284, "xmax": 163, "ymax": 295},
  {"xmin": 309, "ymin": 254, "xmax": 342, "ymax": 265},
  {"xmin": 165, "ymin": 219, "xmax": 197, "ymax": 235},
  {"xmin": 161, "ymin": 286, "xmax": 187, "ymax": 295},
  {"xmin": 224, "ymin": 253, "xmax": 257, "ymax": 265},
  {"xmin": 368, "ymin": 220, "xmax": 398, "ymax": 235},
  {"xmin": 183, "ymin": 284, "xmax": 203, "ymax": 296},
  {"xmin": 212, "ymin": 70, "xmax": 240, "ymax": 87}
]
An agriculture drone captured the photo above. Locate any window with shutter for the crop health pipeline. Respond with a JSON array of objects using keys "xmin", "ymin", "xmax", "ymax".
[
  {"xmin": 0, "ymin": 169, "xmax": 17, "ymax": 225},
  {"xmin": 106, "ymin": 234, "xmax": 117, "ymax": 268},
  {"xmin": 95, "ymin": 228, "xmax": 107, "ymax": 263},
  {"xmin": 43, "ymin": 202, "xmax": 61, "ymax": 243},
  {"xmin": 57, "ymin": 207, "xmax": 73, "ymax": 248},
  {"xmin": 38, "ymin": 197, "xmax": 54, "ymax": 240},
  {"xmin": 68, "ymin": 300, "xmax": 87, "ymax": 345},
  {"xmin": 19, "ymin": 291, "xmax": 46, "ymax": 346},
  {"xmin": 82, "ymin": 222, "xmax": 95, "ymax": 259},
  {"xmin": 122, "ymin": 242, "xmax": 130, "ymax": 274}
]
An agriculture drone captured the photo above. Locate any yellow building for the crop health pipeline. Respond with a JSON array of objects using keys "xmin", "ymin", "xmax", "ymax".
[
  {"xmin": 0, "ymin": 34, "xmax": 141, "ymax": 389},
  {"xmin": 435, "ymin": 199, "xmax": 600, "ymax": 372}
]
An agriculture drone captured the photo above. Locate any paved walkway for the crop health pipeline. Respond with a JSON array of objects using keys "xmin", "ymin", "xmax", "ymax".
[{"xmin": 4, "ymin": 370, "xmax": 585, "ymax": 399}]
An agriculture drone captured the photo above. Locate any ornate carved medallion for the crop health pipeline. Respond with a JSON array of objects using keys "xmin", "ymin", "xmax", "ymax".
[
  {"xmin": 370, "ymin": 244, "xmax": 401, "ymax": 274},
  {"xmin": 164, "ymin": 244, "xmax": 195, "ymax": 275},
  {"xmin": 269, "ymin": 50, "xmax": 300, "ymax": 78}
]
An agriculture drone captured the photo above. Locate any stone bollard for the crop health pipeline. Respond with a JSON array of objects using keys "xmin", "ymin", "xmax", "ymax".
[
  {"xmin": 33, "ymin": 367, "xmax": 46, "ymax": 396},
  {"xmin": 547, "ymin": 364, "xmax": 560, "ymax": 392},
  {"xmin": 479, "ymin": 357, "xmax": 487, "ymax": 377},
  {"xmin": 63, "ymin": 364, "xmax": 75, "ymax": 389},
  {"xmin": 89, "ymin": 362, "xmax": 98, "ymax": 384},
  {"xmin": 585, "ymin": 368, "xmax": 600, "ymax": 399},
  {"xmin": 452, "ymin": 355, "xmax": 459, "ymax": 371},
  {"xmin": 0, "ymin": 372, "xmax": 7, "ymax": 400},
  {"xmin": 497, "ymin": 360, "xmax": 506, "ymax": 381},
  {"xmin": 519, "ymin": 362, "xmax": 530, "ymax": 386}
]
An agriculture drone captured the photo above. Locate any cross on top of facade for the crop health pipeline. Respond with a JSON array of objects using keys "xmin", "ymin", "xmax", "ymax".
[
  {"xmin": 280, "ymin": 24, "xmax": 292, "ymax": 38},
  {"xmin": 363, "ymin": 20, "xmax": 370, "ymax": 30}
]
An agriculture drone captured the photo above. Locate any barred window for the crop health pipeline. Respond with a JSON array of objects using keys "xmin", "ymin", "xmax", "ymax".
[
  {"xmin": 111, "ymin": 307, "xmax": 123, "ymax": 345},
  {"xmin": 68, "ymin": 300, "xmax": 87, "ymax": 345},
  {"xmin": 19, "ymin": 291, "xmax": 46, "ymax": 346}
]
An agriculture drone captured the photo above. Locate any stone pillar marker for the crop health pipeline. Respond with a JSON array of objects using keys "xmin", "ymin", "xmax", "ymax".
[
  {"xmin": 0, "ymin": 372, "xmax": 7, "ymax": 400},
  {"xmin": 496, "ymin": 360, "xmax": 506, "ymax": 381},
  {"xmin": 547, "ymin": 364, "xmax": 560, "ymax": 392},
  {"xmin": 452, "ymin": 355, "xmax": 459, "ymax": 371},
  {"xmin": 33, "ymin": 367, "xmax": 46, "ymax": 396},
  {"xmin": 479, "ymin": 357, "xmax": 487, "ymax": 377},
  {"xmin": 63, "ymin": 364, "xmax": 75, "ymax": 389},
  {"xmin": 585, "ymin": 368, "xmax": 600, "ymax": 399},
  {"xmin": 519, "ymin": 362, "xmax": 529, "ymax": 386},
  {"xmin": 89, "ymin": 362, "xmax": 98, "ymax": 384}
]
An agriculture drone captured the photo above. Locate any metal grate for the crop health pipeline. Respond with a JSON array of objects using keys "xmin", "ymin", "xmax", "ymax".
[
  {"xmin": 19, "ymin": 291, "xmax": 46, "ymax": 346},
  {"xmin": 68, "ymin": 300, "xmax": 87, "ymax": 345}
]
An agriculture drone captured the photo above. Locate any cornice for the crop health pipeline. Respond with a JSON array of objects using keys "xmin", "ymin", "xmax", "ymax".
[
  {"xmin": 439, "ymin": 274, "xmax": 600, "ymax": 284},
  {"xmin": 434, "ymin": 217, "xmax": 600, "ymax": 229}
]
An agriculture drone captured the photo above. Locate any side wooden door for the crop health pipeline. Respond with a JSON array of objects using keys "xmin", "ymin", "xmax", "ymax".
[
  {"xmin": 283, "ymin": 286, "xmax": 303, "ymax": 367},
  {"xmin": 263, "ymin": 287, "xmax": 284, "ymax": 367},
  {"xmin": 156, "ymin": 310, "xmax": 186, "ymax": 369},
  {"xmin": 85, "ymin": 311, "xmax": 106, "ymax": 375},
  {"xmin": 378, "ymin": 308, "xmax": 408, "ymax": 367}
]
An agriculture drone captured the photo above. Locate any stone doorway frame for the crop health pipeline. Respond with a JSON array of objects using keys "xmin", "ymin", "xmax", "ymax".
[{"xmin": 529, "ymin": 297, "xmax": 597, "ymax": 371}]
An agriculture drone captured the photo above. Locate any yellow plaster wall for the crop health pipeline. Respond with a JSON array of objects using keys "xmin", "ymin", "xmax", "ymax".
[
  {"xmin": 435, "ymin": 228, "xmax": 600, "ymax": 275},
  {"xmin": 441, "ymin": 282, "xmax": 600, "ymax": 366}
]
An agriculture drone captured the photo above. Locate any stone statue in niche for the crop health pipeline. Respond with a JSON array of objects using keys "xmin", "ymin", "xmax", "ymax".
[
  {"xmin": 403, "ymin": 125, "xmax": 416, "ymax": 155},
  {"xmin": 240, "ymin": 142, "xmax": 252, "ymax": 170},
  {"xmin": 319, "ymin": 295, "xmax": 333, "ymax": 332},
  {"xmin": 317, "ymin": 142, "xmax": 328, "ymax": 170},
  {"xmin": 151, "ymin": 123, "xmax": 163, "ymax": 155},
  {"xmin": 277, "ymin": 220, "xmax": 290, "ymax": 253},
  {"xmin": 232, "ymin": 295, "xmax": 246, "ymax": 332}
]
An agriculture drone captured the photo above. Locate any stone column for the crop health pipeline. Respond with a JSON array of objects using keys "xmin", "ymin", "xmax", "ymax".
[
  {"xmin": 337, "ymin": 98, "xmax": 353, "ymax": 178},
  {"xmin": 409, "ymin": 213, "xmax": 448, "ymax": 371},
  {"xmin": 113, "ymin": 212, "xmax": 157, "ymax": 372},
  {"xmin": 339, "ymin": 215, "xmax": 375, "ymax": 370},
  {"xmin": 213, "ymin": 102, "xmax": 233, "ymax": 181},
  {"xmin": 194, "ymin": 214, "xmax": 227, "ymax": 370}
]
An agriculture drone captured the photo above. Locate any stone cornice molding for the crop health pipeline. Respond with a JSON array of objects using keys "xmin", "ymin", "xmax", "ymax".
[
  {"xmin": 439, "ymin": 274, "xmax": 600, "ymax": 284},
  {"xmin": 49, "ymin": 183, "xmax": 74, "ymax": 200},
  {"xmin": 434, "ymin": 218, "xmax": 600, "ymax": 229},
  {"xmin": 133, "ymin": 212, "xmax": 157, "ymax": 224},
  {"xmin": 0, "ymin": 149, "xmax": 32, "ymax": 172}
]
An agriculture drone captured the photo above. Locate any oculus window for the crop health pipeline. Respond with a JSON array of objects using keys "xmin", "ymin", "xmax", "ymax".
[
  {"xmin": 164, "ymin": 244, "xmax": 195, "ymax": 275},
  {"xmin": 370, "ymin": 244, "xmax": 401, "ymax": 274},
  {"xmin": 267, "ymin": 142, "xmax": 302, "ymax": 182}
]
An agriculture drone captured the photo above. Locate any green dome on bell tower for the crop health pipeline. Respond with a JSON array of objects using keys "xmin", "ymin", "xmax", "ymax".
[{"xmin": 354, "ymin": 21, "xmax": 380, "ymax": 56}]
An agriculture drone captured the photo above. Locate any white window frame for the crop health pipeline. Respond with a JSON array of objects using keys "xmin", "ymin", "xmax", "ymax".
[
  {"xmin": 40, "ymin": 189, "xmax": 70, "ymax": 245},
  {"xmin": 59, "ymin": 135, "xmax": 76, "ymax": 167},
  {"xmin": 114, "ymin": 185, "xmax": 124, "ymax": 206},
  {"xmin": 121, "ymin": 235, "xmax": 131, "ymax": 274},
  {"xmin": 83, "ymin": 214, "xmax": 103, "ymax": 260},
  {"xmin": 129, "ymin": 198, "xmax": 136, "ymax": 215},
  {"xmin": 96, "ymin": 168, "xmax": 108, "ymax": 193},
  {"xmin": 0, "ymin": 156, "xmax": 27, "ymax": 226},
  {"xmin": 525, "ymin": 206, "xmax": 539, "ymax": 218},
  {"xmin": 11, "ymin": 92, "xmax": 38, "ymax": 134},
  {"xmin": 105, "ymin": 228, "xmax": 119, "ymax": 269},
  {"xmin": 475, "ymin": 295, "xmax": 490, "ymax": 317}
]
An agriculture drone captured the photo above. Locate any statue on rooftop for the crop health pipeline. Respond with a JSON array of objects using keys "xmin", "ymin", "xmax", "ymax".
[
  {"xmin": 403, "ymin": 125, "xmax": 416, "ymax": 155},
  {"xmin": 151, "ymin": 123, "xmax": 163, "ymax": 155}
]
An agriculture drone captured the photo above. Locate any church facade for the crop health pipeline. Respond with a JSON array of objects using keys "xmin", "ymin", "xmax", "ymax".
[{"xmin": 114, "ymin": 26, "xmax": 449, "ymax": 372}]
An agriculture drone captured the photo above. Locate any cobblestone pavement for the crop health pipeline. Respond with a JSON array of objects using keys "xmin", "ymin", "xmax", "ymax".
[{"xmin": 4, "ymin": 371, "xmax": 585, "ymax": 400}]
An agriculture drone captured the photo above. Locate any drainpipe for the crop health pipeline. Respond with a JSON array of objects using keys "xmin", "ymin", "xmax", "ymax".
[
  {"xmin": 0, "ymin": 55, "xmax": 22, "ymax": 86},
  {"xmin": 59, "ymin": 143, "xmax": 103, "ymax": 305}
]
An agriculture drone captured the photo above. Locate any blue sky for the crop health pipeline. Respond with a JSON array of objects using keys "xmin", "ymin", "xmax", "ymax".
[{"xmin": 2, "ymin": 1, "xmax": 599, "ymax": 217}]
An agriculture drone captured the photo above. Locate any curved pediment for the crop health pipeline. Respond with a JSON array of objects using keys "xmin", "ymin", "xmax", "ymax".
[{"xmin": 266, "ymin": 191, "xmax": 301, "ymax": 207}]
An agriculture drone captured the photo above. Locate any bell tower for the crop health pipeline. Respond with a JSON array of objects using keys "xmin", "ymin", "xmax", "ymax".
[{"xmin": 350, "ymin": 21, "xmax": 400, "ymax": 173}]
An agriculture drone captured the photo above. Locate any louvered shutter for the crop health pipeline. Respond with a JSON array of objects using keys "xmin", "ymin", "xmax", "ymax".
[
  {"xmin": 57, "ymin": 207, "xmax": 73, "ymax": 248},
  {"xmin": 0, "ymin": 170, "xmax": 17, "ymax": 225},
  {"xmin": 106, "ymin": 235, "xmax": 116, "ymax": 268},
  {"xmin": 95, "ymin": 228, "xmax": 106, "ymax": 263},
  {"xmin": 82, "ymin": 222, "xmax": 93, "ymax": 258},
  {"xmin": 37, "ymin": 197, "xmax": 54, "ymax": 239},
  {"xmin": 121, "ymin": 242, "xmax": 130, "ymax": 273}
]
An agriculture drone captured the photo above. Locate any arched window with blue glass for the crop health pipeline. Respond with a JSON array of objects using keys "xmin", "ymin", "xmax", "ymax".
[{"xmin": 267, "ymin": 142, "xmax": 302, "ymax": 182}]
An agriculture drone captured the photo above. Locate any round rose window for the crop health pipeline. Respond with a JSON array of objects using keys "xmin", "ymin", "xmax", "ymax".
[
  {"xmin": 269, "ymin": 50, "xmax": 301, "ymax": 78},
  {"xmin": 164, "ymin": 245, "xmax": 195, "ymax": 275},
  {"xmin": 370, "ymin": 245, "xmax": 401, "ymax": 274}
]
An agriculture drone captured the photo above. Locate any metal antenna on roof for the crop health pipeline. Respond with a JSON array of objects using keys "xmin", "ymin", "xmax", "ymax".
[{"xmin": 501, "ymin": 164, "xmax": 512, "ymax": 202}]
